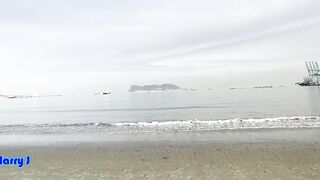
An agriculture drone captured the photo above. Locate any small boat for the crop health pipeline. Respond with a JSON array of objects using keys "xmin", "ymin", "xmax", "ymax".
[{"xmin": 102, "ymin": 91, "xmax": 111, "ymax": 95}]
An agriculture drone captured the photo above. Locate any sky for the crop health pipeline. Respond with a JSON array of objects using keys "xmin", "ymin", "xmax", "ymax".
[{"xmin": 1, "ymin": 0, "xmax": 320, "ymax": 94}]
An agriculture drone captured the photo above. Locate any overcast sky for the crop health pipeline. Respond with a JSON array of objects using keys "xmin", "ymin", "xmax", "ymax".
[{"xmin": 1, "ymin": 0, "xmax": 320, "ymax": 94}]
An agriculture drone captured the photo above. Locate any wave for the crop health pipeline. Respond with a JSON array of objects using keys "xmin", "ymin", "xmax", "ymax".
[{"xmin": 0, "ymin": 116, "xmax": 319, "ymax": 134}]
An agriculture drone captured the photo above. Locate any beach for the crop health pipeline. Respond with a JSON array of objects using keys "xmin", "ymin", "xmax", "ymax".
[
  {"xmin": 1, "ymin": 128, "xmax": 320, "ymax": 179},
  {"xmin": 1, "ymin": 0, "xmax": 320, "ymax": 179}
]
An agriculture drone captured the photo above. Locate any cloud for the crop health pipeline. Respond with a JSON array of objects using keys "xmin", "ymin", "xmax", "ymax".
[{"xmin": 0, "ymin": 0, "xmax": 319, "ymax": 92}]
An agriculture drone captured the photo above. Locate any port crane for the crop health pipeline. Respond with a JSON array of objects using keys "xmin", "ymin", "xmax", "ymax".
[{"xmin": 303, "ymin": 61, "xmax": 320, "ymax": 85}]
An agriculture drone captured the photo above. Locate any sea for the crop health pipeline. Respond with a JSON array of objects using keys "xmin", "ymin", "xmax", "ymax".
[{"xmin": 0, "ymin": 86, "xmax": 319, "ymax": 144}]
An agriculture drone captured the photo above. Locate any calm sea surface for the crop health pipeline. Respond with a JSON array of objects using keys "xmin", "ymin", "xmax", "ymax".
[{"xmin": 0, "ymin": 86, "xmax": 319, "ymax": 135}]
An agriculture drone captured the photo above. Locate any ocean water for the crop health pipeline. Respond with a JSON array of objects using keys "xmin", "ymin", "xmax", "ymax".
[{"xmin": 0, "ymin": 86, "xmax": 319, "ymax": 135}]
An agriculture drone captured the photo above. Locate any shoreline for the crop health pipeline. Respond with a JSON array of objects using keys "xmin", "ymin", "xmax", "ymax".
[{"xmin": 0, "ymin": 127, "xmax": 319, "ymax": 146}]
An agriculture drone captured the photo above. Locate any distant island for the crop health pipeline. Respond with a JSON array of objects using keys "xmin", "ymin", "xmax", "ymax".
[{"xmin": 129, "ymin": 84, "xmax": 181, "ymax": 92}]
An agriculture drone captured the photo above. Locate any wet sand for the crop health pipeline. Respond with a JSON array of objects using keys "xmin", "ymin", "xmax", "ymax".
[{"xmin": 0, "ymin": 129, "xmax": 320, "ymax": 179}]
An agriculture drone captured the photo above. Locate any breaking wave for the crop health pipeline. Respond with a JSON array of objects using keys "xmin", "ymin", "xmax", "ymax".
[{"xmin": 0, "ymin": 116, "xmax": 319, "ymax": 135}]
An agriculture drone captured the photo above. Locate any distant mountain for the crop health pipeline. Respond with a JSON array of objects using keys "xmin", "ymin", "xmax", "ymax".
[{"xmin": 129, "ymin": 84, "xmax": 181, "ymax": 92}]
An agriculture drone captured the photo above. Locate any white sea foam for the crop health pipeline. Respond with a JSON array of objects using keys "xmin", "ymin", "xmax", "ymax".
[
  {"xmin": 111, "ymin": 116, "xmax": 320, "ymax": 132},
  {"xmin": 0, "ymin": 116, "xmax": 319, "ymax": 134}
]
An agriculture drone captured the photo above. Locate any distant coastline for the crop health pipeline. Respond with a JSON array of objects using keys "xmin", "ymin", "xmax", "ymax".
[{"xmin": 0, "ymin": 94, "xmax": 62, "ymax": 99}]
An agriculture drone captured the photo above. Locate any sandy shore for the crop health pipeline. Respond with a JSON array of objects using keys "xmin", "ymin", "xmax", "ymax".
[{"xmin": 0, "ymin": 129, "xmax": 320, "ymax": 179}]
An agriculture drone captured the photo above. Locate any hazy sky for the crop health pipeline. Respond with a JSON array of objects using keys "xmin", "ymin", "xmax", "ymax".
[{"xmin": 1, "ymin": 0, "xmax": 320, "ymax": 94}]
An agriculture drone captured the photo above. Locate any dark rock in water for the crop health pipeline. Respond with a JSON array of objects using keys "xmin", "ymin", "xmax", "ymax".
[{"xmin": 129, "ymin": 84, "xmax": 181, "ymax": 92}]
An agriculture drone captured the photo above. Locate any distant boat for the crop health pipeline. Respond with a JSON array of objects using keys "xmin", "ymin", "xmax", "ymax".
[
  {"xmin": 102, "ymin": 91, "xmax": 111, "ymax": 95},
  {"xmin": 94, "ymin": 90, "xmax": 111, "ymax": 95}
]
